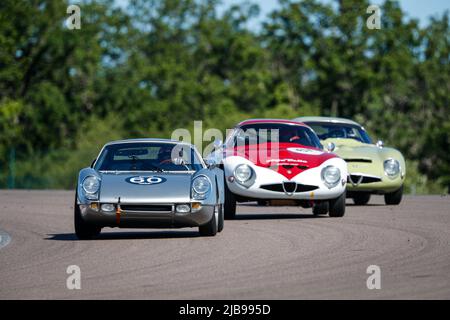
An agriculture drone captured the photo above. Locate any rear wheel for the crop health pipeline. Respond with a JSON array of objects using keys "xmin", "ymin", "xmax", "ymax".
[
  {"xmin": 224, "ymin": 182, "xmax": 236, "ymax": 220},
  {"xmin": 329, "ymin": 191, "xmax": 346, "ymax": 217},
  {"xmin": 353, "ymin": 193, "xmax": 371, "ymax": 205},
  {"xmin": 74, "ymin": 194, "xmax": 101, "ymax": 240},
  {"xmin": 199, "ymin": 209, "xmax": 218, "ymax": 236},
  {"xmin": 313, "ymin": 201, "xmax": 329, "ymax": 216},
  {"xmin": 384, "ymin": 186, "xmax": 403, "ymax": 205}
]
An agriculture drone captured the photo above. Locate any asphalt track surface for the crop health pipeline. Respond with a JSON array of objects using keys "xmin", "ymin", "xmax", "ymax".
[{"xmin": 0, "ymin": 190, "xmax": 449, "ymax": 299}]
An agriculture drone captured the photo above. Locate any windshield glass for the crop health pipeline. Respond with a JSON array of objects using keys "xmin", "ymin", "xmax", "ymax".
[
  {"xmin": 228, "ymin": 123, "xmax": 323, "ymax": 149},
  {"xmin": 305, "ymin": 122, "xmax": 372, "ymax": 144},
  {"xmin": 94, "ymin": 142, "xmax": 203, "ymax": 172}
]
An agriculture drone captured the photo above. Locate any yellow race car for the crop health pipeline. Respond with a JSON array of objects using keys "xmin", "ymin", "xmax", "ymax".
[{"xmin": 295, "ymin": 117, "xmax": 405, "ymax": 205}]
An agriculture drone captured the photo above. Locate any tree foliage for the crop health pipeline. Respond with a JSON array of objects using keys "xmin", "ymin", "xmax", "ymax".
[{"xmin": 0, "ymin": 0, "xmax": 448, "ymax": 193}]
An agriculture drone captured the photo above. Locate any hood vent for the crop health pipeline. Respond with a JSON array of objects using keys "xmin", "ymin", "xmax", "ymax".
[{"xmin": 280, "ymin": 164, "xmax": 308, "ymax": 170}]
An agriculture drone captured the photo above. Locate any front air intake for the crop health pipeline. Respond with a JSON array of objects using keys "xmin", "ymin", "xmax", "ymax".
[
  {"xmin": 120, "ymin": 204, "xmax": 172, "ymax": 212},
  {"xmin": 283, "ymin": 182, "xmax": 297, "ymax": 193},
  {"xmin": 260, "ymin": 183, "xmax": 318, "ymax": 193}
]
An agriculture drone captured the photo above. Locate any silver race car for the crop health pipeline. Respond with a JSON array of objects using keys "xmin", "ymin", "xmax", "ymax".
[{"xmin": 75, "ymin": 139, "xmax": 225, "ymax": 239}]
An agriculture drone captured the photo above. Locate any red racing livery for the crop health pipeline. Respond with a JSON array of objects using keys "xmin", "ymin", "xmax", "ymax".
[{"xmin": 209, "ymin": 119, "xmax": 348, "ymax": 219}]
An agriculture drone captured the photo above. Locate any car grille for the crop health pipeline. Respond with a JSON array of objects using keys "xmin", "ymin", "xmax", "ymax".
[
  {"xmin": 260, "ymin": 183, "xmax": 318, "ymax": 193},
  {"xmin": 344, "ymin": 158, "xmax": 372, "ymax": 163},
  {"xmin": 347, "ymin": 175, "xmax": 381, "ymax": 184},
  {"xmin": 120, "ymin": 204, "xmax": 173, "ymax": 212}
]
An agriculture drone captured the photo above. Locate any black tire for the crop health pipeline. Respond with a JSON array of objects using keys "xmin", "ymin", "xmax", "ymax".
[
  {"xmin": 313, "ymin": 201, "xmax": 329, "ymax": 215},
  {"xmin": 199, "ymin": 209, "xmax": 218, "ymax": 236},
  {"xmin": 352, "ymin": 193, "xmax": 371, "ymax": 205},
  {"xmin": 224, "ymin": 182, "xmax": 236, "ymax": 220},
  {"xmin": 217, "ymin": 204, "xmax": 224, "ymax": 233},
  {"xmin": 384, "ymin": 186, "xmax": 403, "ymax": 205},
  {"xmin": 74, "ymin": 194, "xmax": 101, "ymax": 240},
  {"xmin": 329, "ymin": 191, "xmax": 346, "ymax": 217}
]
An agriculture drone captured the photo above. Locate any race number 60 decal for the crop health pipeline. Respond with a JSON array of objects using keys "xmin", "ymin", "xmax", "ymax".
[{"xmin": 126, "ymin": 176, "xmax": 167, "ymax": 185}]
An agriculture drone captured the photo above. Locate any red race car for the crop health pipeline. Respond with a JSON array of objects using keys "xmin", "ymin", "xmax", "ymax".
[{"xmin": 208, "ymin": 119, "xmax": 348, "ymax": 219}]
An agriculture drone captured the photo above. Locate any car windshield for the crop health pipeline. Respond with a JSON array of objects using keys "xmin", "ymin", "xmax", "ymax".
[
  {"xmin": 305, "ymin": 122, "xmax": 372, "ymax": 144},
  {"xmin": 94, "ymin": 142, "xmax": 204, "ymax": 172},
  {"xmin": 228, "ymin": 123, "xmax": 323, "ymax": 149}
]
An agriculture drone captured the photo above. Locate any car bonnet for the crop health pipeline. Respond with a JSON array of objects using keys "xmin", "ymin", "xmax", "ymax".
[
  {"xmin": 323, "ymin": 139, "xmax": 382, "ymax": 161},
  {"xmin": 98, "ymin": 172, "xmax": 194, "ymax": 203},
  {"xmin": 225, "ymin": 142, "xmax": 337, "ymax": 180}
]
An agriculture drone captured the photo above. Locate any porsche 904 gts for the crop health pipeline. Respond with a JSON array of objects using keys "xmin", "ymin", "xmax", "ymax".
[
  {"xmin": 209, "ymin": 119, "xmax": 348, "ymax": 219},
  {"xmin": 75, "ymin": 139, "xmax": 225, "ymax": 239},
  {"xmin": 295, "ymin": 117, "xmax": 406, "ymax": 205}
]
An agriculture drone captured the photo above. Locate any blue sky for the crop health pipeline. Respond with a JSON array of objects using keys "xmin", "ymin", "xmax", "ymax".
[
  {"xmin": 221, "ymin": 0, "xmax": 449, "ymax": 27},
  {"xmin": 115, "ymin": 0, "xmax": 449, "ymax": 28}
]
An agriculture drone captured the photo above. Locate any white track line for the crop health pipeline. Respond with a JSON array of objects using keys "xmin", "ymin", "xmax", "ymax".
[{"xmin": 0, "ymin": 229, "xmax": 11, "ymax": 249}]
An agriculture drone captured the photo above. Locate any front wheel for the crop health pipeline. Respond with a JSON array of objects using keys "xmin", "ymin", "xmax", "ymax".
[
  {"xmin": 199, "ymin": 210, "xmax": 218, "ymax": 236},
  {"xmin": 384, "ymin": 186, "xmax": 403, "ymax": 205},
  {"xmin": 329, "ymin": 191, "xmax": 346, "ymax": 217},
  {"xmin": 74, "ymin": 195, "xmax": 101, "ymax": 240},
  {"xmin": 224, "ymin": 182, "xmax": 236, "ymax": 220}
]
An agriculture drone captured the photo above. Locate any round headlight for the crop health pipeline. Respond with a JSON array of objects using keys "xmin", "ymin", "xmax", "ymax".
[
  {"xmin": 384, "ymin": 159, "xmax": 400, "ymax": 177},
  {"xmin": 192, "ymin": 175, "xmax": 211, "ymax": 195},
  {"xmin": 234, "ymin": 164, "xmax": 252, "ymax": 183},
  {"xmin": 321, "ymin": 166, "xmax": 341, "ymax": 188},
  {"xmin": 82, "ymin": 176, "xmax": 100, "ymax": 194}
]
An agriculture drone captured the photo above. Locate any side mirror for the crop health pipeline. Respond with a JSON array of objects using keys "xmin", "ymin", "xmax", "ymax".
[
  {"xmin": 213, "ymin": 139, "xmax": 223, "ymax": 150},
  {"xmin": 376, "ymin": 140, "xmax": 384, "ymax": 148},
  {"xmin": 326, "ymin": 142, "xmax": 336, "ymax": 152},
  {"xmin": 204, "ymin": 158, "xmax": 217, "ymax": 169}
]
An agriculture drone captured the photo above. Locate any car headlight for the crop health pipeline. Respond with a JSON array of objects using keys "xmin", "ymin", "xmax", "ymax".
[
  {"xmin": 176, "ymin": 204, "xmax": 191, "ymax": 213},
  {"xmin": 234, "ymin": 164, "xmax": 253, "ymax": 183},
  {"xmin": 192, "ymin": 175, "xmax": 211, "ymax": 200},
  {"xmin": 101, "ymin": 203, "xmax": 115, "ymax": 212},
  {"xmin": 321, "ymin": 166, "xmax": 341, "ymax": 188},
  {"xmin": 82, "ymin": 176, "xmax": 100, "ymax": 199},
  {"xmin": 384, "ymin": 159, "xmax": 400, "ymax": 177}
]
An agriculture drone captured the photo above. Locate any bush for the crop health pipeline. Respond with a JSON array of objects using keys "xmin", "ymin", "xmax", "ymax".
[{"xmin": 12, "ymin": 114, "xmax": 126, "ymax": 189}]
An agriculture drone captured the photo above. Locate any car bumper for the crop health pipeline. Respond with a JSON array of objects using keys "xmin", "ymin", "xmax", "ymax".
[
  {"xmin": 223, "ymin": 155, "xmax": 348, "ymax": 201},
  {"xmin": 227, "ymin": 179, "xmax": 346, "ymax": 201},
  {"xmin": 79, "ymin": 203, "xmax": 214, "ymax": 228}
]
